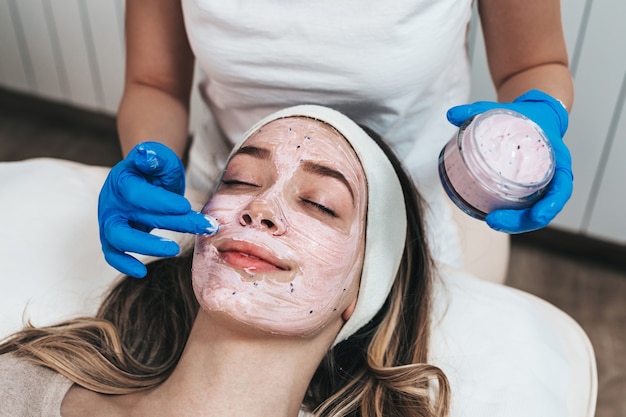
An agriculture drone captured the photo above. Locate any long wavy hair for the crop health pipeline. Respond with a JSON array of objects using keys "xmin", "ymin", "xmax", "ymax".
[{"xmin": 0, "ymin": 129, "xmax": 450, "ymax": 416}]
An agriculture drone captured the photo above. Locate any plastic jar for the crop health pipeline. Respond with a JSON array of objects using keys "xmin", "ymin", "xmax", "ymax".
[{"xmin": 438, "ymin": 109, "xmax": 555, "ymax": 220}]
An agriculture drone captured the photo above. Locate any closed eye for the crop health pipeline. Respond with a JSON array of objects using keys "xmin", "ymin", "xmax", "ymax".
[
  {"xmin": 221, "ymin": 179, "xmax": 260, "ymax": 188},
  {"xmin": 301, "ymin": 198, "xmax": 337, "ymax": 218}
]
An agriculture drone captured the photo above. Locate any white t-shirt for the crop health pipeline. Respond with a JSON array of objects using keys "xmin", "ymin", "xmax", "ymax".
[{"xmin": 181, "ymin": 0, "xmax": 474, "ymax": 267}]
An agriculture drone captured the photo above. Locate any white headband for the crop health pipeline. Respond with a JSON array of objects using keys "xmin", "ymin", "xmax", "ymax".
[{"xmin": 232, "ymin": 105, "xmax": 407, "ymax": 346}]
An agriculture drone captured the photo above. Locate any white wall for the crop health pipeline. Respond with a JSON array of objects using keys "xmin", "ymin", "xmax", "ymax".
[
  {"xmin": 1, "ymin": 0, "xmax": 624, "ymax": 245},
  {"xmin": 0, "ymin": 0, "xmax": 125, "ymax": 112},
  {"xmin": 0, "ymin": 0, "xmax": 206, "ymax": 132}
]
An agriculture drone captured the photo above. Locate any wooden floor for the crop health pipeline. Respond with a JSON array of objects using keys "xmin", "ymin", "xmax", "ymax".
[{"xmin": 1, "ymin": 91, "xmax": 624, "ymax": 417}]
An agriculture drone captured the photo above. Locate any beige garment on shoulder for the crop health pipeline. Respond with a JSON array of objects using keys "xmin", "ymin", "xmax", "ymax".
[{"xmin": 0, "ymin": 354, "xmax": 72, "ymax": 417}]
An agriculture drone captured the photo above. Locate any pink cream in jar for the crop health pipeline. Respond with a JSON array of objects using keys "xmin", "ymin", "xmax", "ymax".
[{"xmin": 438, "ymin": 109, "xmax": 555, "ymax": 220}]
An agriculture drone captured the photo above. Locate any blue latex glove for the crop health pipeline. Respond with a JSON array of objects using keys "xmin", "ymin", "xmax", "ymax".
[
  {"xmin": 98, "ymin": 142, "xmax": 219, "ymax": 278},
  {"xmin": 446, "ymin": 89, "xmax": 573, "ymax": 233}
]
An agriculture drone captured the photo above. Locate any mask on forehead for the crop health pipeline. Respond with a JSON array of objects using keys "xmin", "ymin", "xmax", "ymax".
[
  {"xmin": 233, "ymin": 106, "xmax": 407, "ymax": 346},
  {"xmin": 193, "ymin": 116, "xmax": 367, "ymax": 336}
]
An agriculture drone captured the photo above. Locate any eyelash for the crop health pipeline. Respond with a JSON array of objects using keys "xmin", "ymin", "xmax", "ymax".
[
  {"xmin": 301, "ymin": 198, "xmax": 337, "ymax": 218},
  {"xmin": 221, "ymin": 179, "xmax": 259, "ymax": 188},
  {"xmin": 222, "ymin": 179, "xmax": 337, "ymax": 218}
]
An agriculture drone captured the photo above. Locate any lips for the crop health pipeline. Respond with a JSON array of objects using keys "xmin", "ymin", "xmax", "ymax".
[{"xmin": 217, "ymin": 240, "xmax": 290, "ymax": 272}]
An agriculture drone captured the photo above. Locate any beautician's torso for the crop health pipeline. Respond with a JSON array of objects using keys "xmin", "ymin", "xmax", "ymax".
[
  {"xmin": 181, "ymin": 0, "xmax": 474, "ymax": 268},
  {"xmin": 183, "ymin": 0, "xmax": 473, "ymax": 163}
]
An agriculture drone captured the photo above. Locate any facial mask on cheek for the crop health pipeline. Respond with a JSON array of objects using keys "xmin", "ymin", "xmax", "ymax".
[
  {"xmin": 191, "ymin": 196, "xmax": 364, "ymax": 337},
  {"xmin": 192, "ymin": 116, "xmax": 368, "ymax": 338}
]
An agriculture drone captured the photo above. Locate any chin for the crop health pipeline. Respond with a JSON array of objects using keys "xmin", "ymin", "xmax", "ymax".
[{"xmin": 194, "ymin": 286, "xmax": 343, "ymax": 339}]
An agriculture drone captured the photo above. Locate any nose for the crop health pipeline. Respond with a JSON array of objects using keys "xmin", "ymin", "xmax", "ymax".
[{"xmin": 239, "ymin": 198, "xmax": 287, "ymax": 235}]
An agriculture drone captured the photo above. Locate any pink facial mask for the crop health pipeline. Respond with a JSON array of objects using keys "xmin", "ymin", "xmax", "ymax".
[{"xmin": 191, "ymin": 118, "xmax": 367, "ymax": 337}]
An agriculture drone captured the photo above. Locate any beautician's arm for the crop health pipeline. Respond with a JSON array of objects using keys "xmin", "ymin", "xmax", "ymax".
[
  {"xmin": 98, "ymin": 0, "xmax": 215, "ymax": 279},
  {"xmin": 478, "ymin": 0, "xmax": 574, "ymax": 109},
  {"xmin": 117, "ymin": 0, "xmax": 195, "ymax": 158},
  {"xmin": 447, "ymin": 0, "xmax": 574, "ymax": 233}
]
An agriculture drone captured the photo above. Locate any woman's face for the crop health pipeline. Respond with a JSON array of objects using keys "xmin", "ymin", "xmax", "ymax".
[{"xmin": 192, "ymin": 117, "xmax": 367, "ymax": 337}]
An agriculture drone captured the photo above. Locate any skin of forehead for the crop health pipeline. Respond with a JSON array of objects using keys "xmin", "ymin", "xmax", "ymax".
[
  {"xmin": 243, "ymin": 117, "xmax": 364, "ymax": 188},
  {"xmin": 249, "ymin": 117, "xmax": 351, "ymax": 151}
]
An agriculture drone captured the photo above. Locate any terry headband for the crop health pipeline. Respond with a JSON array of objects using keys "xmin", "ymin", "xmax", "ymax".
[{"xmin": 231, "ymin": 105, "xmax": 408, "ymax": 346}]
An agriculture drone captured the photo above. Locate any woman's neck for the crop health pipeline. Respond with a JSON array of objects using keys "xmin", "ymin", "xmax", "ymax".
[{"xmin": 130, "ymin": 310, "xmax": 338, "ymax": 417}]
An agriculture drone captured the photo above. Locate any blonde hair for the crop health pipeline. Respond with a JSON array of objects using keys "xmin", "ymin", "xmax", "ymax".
[
  {"xmin": 0, "ymin": 254, "xmax": 197, "ymax": 394},
  {"xmin": 305, "ymin": 132, "xmax": 450, "ymax": 416},
  {"xmin": 0, "ymin": 130, "xmax": 449, "ymax": 416}
]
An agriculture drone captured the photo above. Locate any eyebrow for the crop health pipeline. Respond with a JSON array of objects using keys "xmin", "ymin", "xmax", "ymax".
[
  {"xmin": 233, "ymin": 145, "xmax": 271, "ymax": 159},
  {"xmin": 302, "ymin": 161, "xmax": 355, "ymax": 203},
  {"xmin": 232, "ymin": 145, "xmax": 355, "ymax": 203}
]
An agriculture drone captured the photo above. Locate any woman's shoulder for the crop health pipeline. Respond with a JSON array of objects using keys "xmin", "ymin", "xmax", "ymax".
[{"xmin": 0, "ymin": 353, "xmax": 72, "ymax": 417}]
